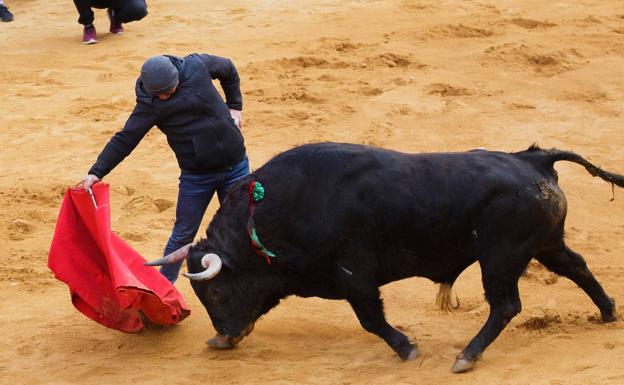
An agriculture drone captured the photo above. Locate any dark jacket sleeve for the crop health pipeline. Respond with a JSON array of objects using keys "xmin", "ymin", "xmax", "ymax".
[
  {"xmin": 88, "ymin": 103, "xmax": 157, "ymax": 179},
  {"xmin": 199, "ymin": 54, "xmax": 243, "ymax": 110}
]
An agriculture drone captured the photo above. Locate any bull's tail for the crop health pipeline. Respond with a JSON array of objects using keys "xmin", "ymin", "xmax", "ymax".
[{"xmin": 526, "ymin": 145, "xmax": 624, "ymax": 191}]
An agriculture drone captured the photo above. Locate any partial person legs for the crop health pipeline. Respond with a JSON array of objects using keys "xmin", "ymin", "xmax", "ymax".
[
  {"xmin": 73, "ymin": 0, "xmax": 102, "ymax": 44},
  {"xmin": 73, "ymin": 0, "xmax": 147, "ymax": 44},
  {"xmin": 160, "ymin": 185, "xmax": 214, "ymax": 283},
  {"xmin": 109, "ymin": 0, "xmax": 147, "ymax": 25},
  {"xmin": 216, "ymin": 157, "xmax": 250, "ymax": 204},
  {"xmin": 160, "ymin": 157, "xmax": 250, "ymax": 283},
  {"xmin": 0, "ymin": 0, "xmax": 14, "ymax": 22},
  {"xmin": 107, "ymin": 0, "xmax": 148, "ymax": 34}
]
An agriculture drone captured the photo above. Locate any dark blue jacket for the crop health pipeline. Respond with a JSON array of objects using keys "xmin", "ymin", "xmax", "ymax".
[{"xmin": 88, "ymin": 53, "xmax": 245, "ymax": 178}]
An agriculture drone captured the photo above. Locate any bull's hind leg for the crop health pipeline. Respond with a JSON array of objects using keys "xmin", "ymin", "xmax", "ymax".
[
  {"xmin": 348, "ymin": 296, "xmax": 418, "ymax": 361},
  {"xmin": 452, "ymin": 254, "xmax": 527, "ymax": 373},
  {"xmin": 536, "ymin": 242, "xmax": 616, "ymax": 322}
]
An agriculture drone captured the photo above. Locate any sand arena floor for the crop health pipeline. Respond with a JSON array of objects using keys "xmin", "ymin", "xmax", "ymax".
[{"xmin": 1, "ymin": 1, "xmax": 624, "ymax": 384}]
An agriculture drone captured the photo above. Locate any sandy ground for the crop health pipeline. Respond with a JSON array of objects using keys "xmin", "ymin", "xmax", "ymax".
[{"xmin": 1, "ymin": 0, "xmax": 624, "ymax": 384}]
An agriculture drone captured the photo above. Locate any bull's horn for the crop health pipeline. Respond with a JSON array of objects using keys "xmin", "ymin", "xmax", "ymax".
[
  {"xmin": 144, "ymin": 243, "xmax": 193, "ymax": 266},
  {"xmin": 183, "ymin": 253, "xmax": 222, "ymax": 281}
]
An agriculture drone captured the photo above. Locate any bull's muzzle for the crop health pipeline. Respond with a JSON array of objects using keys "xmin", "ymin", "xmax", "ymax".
[{"xmin": 206, "ymin": 323, "xmax": 255, "ymax": 349}]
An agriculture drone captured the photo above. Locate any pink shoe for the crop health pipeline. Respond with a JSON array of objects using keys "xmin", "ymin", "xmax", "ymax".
[
  {"xmin": 83, "ymin": 24, "xmax": 98, "ymax": 45},
  {"xmin": 108, "ymin": 8, "xmax": 124, "ymax": 35}
]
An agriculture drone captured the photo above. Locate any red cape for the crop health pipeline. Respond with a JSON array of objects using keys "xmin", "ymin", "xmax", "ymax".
[{"xmin": 48, "ymin": 183, "xmax": 190, "ymax": 332}]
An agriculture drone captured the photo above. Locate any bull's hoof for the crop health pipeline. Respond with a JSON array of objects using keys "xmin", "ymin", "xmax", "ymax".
[
  {"xmin": 405, "ymin": 347, "xmax": 419, "ymax": 361},
  {"xmin": 398, "ymin": 343, "xmax": 419, "ymax": 361},
  {"xmin": 206, "ymin": 335, "xmax": 235, "ymax": 349},
  {"xmin": 601, "ymin": 298, "xmax": 618, "ymax": 323},
  {"xmin": 451, "ymin": 354, "xmax": 476, "ymax": 373}
]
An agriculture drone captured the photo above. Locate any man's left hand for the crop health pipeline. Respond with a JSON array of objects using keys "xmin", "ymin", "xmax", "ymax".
[{"xmin": 229, "ymin": 109, "xmax": 243, "ymax": 130}]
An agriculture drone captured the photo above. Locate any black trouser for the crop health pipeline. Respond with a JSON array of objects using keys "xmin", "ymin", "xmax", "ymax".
[{"xmin": 73, "ymin": 0, "xmax": 147, "ymax": 25}]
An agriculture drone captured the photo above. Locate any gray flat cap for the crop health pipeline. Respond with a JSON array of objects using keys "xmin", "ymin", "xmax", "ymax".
[{"xmin": 140, "ymin": 56, "xmax": 179, "ymax": 95}]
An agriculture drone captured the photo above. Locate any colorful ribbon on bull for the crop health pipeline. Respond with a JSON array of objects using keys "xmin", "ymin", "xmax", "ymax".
[{"xmin": 247, "ymin": 180, "xmax": 276, "ymax": 264}]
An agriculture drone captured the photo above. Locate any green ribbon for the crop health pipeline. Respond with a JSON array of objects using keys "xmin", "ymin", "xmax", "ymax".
[
  {"xmin": 247, "ymin": 180, "xmax": 276, "ymax": 263},
  {"xmin": 252, "ymin": 182, "xmax": 265, "ymax": 202},
  {"xmin": 249, "ymin": 218, "xmax": 277, "ymax": 258}
]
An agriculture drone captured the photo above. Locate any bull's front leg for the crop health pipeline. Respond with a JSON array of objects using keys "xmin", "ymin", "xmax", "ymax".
[{"xmin": 348, "ymin": 297, "xmax": 418, "ymax": 361}]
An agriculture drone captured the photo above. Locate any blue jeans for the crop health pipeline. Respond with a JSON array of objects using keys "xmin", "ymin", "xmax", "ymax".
[{"xmin": 159, "ymin": 157, "xmax": 250, "ymax": 283}]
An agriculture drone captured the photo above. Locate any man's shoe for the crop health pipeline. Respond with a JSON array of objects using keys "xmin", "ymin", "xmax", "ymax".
[
  {"xmin": 83, "ymin": 24, "xmax": 97, "ymax": 45},
  {"xmin": 107, "ymin": 8, "xmax": 124, "ymax": 34},
  {"xmin": 0, "ymin": 5, "xmax": 14, "ymax": 22}
]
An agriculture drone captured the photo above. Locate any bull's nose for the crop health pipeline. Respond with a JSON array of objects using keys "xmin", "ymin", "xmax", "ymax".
[{"xmin": 206, "ymin": 323, "xmax": 255, "ymax": 349}]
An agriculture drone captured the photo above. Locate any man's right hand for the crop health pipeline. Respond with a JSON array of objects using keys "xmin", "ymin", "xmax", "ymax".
[
  {"xmin": 78, "ymin": 174, "xmax": 100, "ymax": 190},
  {"xmin": 229, "ymin": 109, "xmax": 243, "ymax": 130}
]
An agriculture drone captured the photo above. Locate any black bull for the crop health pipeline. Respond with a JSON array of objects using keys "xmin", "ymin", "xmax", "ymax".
[{"xmin": 147, "ymin": 142, "xmax": 624, "ymax": 373}]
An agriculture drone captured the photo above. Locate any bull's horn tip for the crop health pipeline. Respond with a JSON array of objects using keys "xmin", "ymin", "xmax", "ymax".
[{"xmin": 144, "ymin": 258, "xmax": 166, "ymax": 266}]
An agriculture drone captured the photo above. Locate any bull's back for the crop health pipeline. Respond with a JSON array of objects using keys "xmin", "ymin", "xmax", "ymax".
[{"xmin": 258, "ymin": 143, "xmax": 558, "ymax": 218}]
